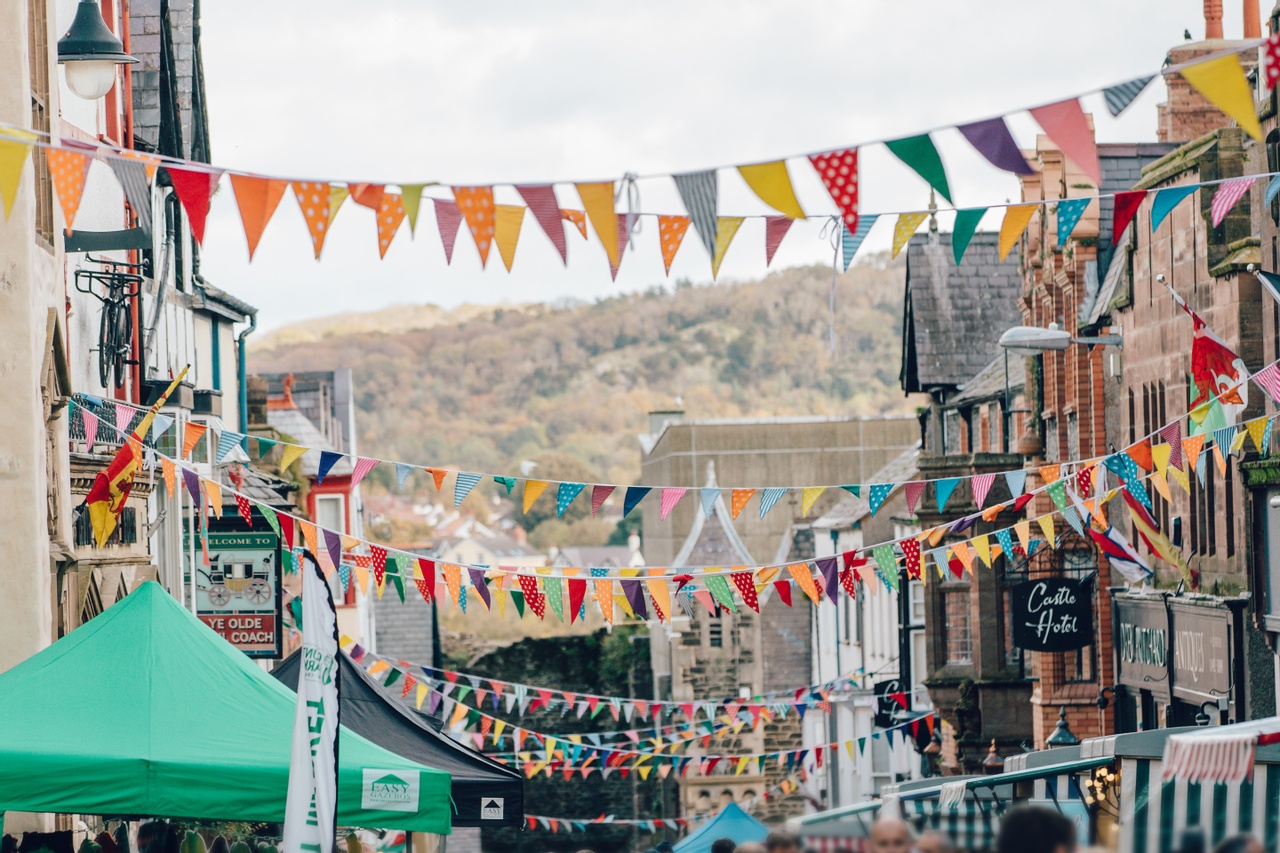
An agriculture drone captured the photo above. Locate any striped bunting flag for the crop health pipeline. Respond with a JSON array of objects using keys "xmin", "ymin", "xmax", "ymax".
[
  {"xmin": 454, "ymin": 472, "xmax": 482, "ymax": 508},
  {"xmin": 350, "ymin": 456, "xmax": 378, "ymax": 488},
  {"xmin": 1103, "ymin": 75, "xmax": 1154, "ymax": 116},
  {"xmin": 1210, "ymin": 177, "xmax": 1257, "ymax": 227},
  {"xmin": 758, "ymin": 487, "xmax": 787, "ymax": 518},
  {"xmin": 659, "ymin": 487, "xmax": 687, "ymax": 521},
  {"xmin": 971, "ymin": 473, "xmax": 995, "ymax": 508},
  {"xmin": 764, "ymin": 215, "xmax": 793, "ymax": 267},
  {"xmin": 842, "ymin": 215, "xmax": 878, "ymax": 270},
  {"xmin": 107, "ymin": 156, "xmax": 153, "ymax": 234},
  {"xmin": 433, "ymin": 198, "xmax": 463, "ymax": 264},
  {"xmin": 151, "ymin": 412, "xmax": 174, "ymax": 440},
  {"xmin": 1253, "ymin": 363, "xmax": 1280, "ymax": 404},
  {"xmin": 673, "ymin": 170, "xmax": 718, "ymax": 257},
  {"xmin": 215, "ymin": 430, "xmax": 244, "ymax": 464},
  {"xmin": 82, "ymin": 409, "xmax": 99, "ymax": 451}
]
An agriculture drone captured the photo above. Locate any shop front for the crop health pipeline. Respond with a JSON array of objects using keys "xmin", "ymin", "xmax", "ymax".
[{"xmin": 1111, "ymin": 591, "xmax": 1247, "ymax": 732}]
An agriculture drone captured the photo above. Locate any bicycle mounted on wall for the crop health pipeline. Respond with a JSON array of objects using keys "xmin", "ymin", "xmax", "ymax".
[{"xmin": 74, "ymin": 254, "xmax": 147, "ymax": 389}]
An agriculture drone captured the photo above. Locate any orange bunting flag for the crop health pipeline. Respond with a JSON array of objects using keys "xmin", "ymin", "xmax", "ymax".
[
  {"xmin": 1039, "ymin": 464, "xmax": 1061, "ymax": 484},
  {"xmin": 493, "ymin": 204, "xmax": 526, "ymax": 272},
  {"xmin": 453, "ymin": 186, "xmax": 496, "ymax": 266},
  {"xmin": 575, "ymin": 182, "xmax": 620, "ymax": 269},
  {"xmin": 1183, "ymin": 434, "xmax": 1206, "ymax": 475},
  {"xmin": 1126, "ymin": 438, "xmax": 1153, "ymax": 472},
  {"xmin": 1014, "ymin": 520, "xmax": 1031, "ymax": 551},
  {"xmin": 523, "ymin": 480, "xmax": 550, "ymax": 513},
  {"xmin": 426, "ymin": 467, "xmax": 448, "ymax": 492},
  {"xmin": 203, "ymin": 479, "xmax": 223, "ymax": 517},
  {"xmin": 646, "ymin": 572, "xmax": 672, "ymax": 622},
  {"xmin": 658, "ymin": 215, "xmax": 691, "ymax": 275},
  {"xmin": 182, "ymin": 422, "xmax": 208, "ymax": 459},
  {"xmin": 595, "ymin": 578, "xmax": 614, "ymax": 625},
  {"xmin": 730, "ymin": 489, "xmax": 755, "ymax": 520},
  {"xmin": 444, "ymin": 563, "xmax": 463, "ymax": 609},
  {"xmin": 787, "ymin": 563, "xmax": 821, "ymax": 604},
  {"xmin": 561, "ymin": 208, "xmax": 588, "ymax": 239},
  {"xmin": 162, "ymin": 458, "xmax": 176, "ymax": 497},
  {"xmin": 348, "ymin": 183, "xmax": 385, "ymax": 211},
  {"xmin": 952, "ymin": 541, "xmax": 974, "ymax": 574},
  {"xmin": 230, "ymin": 174, "xmax": 288, "ymax": 260},
  {"xmin": 47, "ymin": 147, "xmax": 92, "ymax": 232},
  {"xmin": 376, "ymin": 192, "xmax": 407, "ymax": 259},
  {"xmin": 292, "ymin": 181, "xmax": 332, "ymax": 259}
]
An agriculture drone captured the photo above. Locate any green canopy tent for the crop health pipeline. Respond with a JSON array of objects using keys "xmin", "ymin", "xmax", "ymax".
[{"xmin": 0, "ymin": 582, "xmax": 452, "ymax": 834}]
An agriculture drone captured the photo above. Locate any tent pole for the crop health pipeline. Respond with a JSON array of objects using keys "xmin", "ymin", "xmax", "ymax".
[{"xmin": 188, "ymin": 478, "xmax": 198, "ymax": 614}]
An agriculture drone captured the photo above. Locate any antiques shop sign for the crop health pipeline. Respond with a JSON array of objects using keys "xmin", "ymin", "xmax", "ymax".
[{"xmin": 1011, "ymin": 578, "xmax": 1093, "ymax": 652}]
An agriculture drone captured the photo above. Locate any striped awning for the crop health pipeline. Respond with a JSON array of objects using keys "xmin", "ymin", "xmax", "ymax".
[
  {"xmin": 904, "ymin": 797, "xmax": 998, "ymax": 852},
  {"xmin": 790, "ymin": 800, "xmax": 881, "ymax": 839},
  {"xmin": 1121, "ymin": 757, "xmax": 1280, "ymax": 853}
]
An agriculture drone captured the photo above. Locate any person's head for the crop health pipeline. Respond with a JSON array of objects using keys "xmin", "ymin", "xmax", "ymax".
[
  {"xmin": 869, "ymin": 816, "xmax": 915, "ymax": 853},
  {"xmin": 765, "ymin": 830, "xmax": 802, "ymax": 853},
  {"xmin": 917, "ymin": 830, "xmax": 955, "ymax": 853},
  {"xmin": 711, "ymin": 840, "xmax": 737, "ymax": 853},
  {"xmin": 1214, "ymin": 835, "xmax": 1265, "ymax": 853},
  {"xmin": 996, "ymin": 805, "xmax": 1076, "ymax": 853},
  {"xmin": 655, "ymin": 844, "xmax": 675, "ymax": 853},
  {"xmin": 734, "ymin": 844, "xmax": 766, "ymax": 853}
]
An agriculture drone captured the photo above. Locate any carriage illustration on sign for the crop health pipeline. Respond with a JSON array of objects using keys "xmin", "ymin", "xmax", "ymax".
[{"xmin": 199, "ymin": 551, "xmax": 275, "ymax": 607}]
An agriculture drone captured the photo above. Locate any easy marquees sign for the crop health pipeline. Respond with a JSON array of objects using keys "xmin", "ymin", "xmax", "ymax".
[{"xmin": 1010, "ymin": 578, "xmax": 1093, "ymax": 652}]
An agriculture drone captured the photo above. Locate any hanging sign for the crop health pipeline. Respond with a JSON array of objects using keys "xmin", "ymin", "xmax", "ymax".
[
  {"xmin": 1010, "ymin": 577, "xmax": 1093, "ymax": 652},
  {"xmin": 873, "ymin": 679, "xmax": 906, "ymax": 729},
  {"xmin": 191, "ymin": 516, "xmax": 282, "ymax": 658}
]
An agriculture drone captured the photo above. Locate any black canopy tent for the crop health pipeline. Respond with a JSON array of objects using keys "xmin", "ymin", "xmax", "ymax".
[{"xmin": 274, "ymin": 650, "xmax": 523, "ymax": 827}]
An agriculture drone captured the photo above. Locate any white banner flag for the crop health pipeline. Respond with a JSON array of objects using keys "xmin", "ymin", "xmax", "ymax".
[{"xmin": 284, "ymin": 552, "xmax": 340, "ymax": 853}]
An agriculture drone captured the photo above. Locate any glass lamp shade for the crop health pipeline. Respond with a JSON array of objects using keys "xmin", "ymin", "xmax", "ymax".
[{"xmin": 64, "ymin": 60, "xmax": 118, "ymax": 100}]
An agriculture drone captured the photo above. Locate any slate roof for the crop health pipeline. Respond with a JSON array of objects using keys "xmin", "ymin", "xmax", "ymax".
[
  {"xmin": 900, "ymin": 232, "xmax": 1024, "ymax": 394},
  {"xmin": 266, "ymin": 406, "xmax": 354, "ymax": 479},
  {"xmin": 948, "ymin": 352, "xmax": 1026, "ymax": 407},
  {"xmin": 1093, "ymin": 143, "xmax": 1180, "ymax": 285},
  {"xmin": 811, "ymin": 442, "xmax": 922, "ymax": 530}
]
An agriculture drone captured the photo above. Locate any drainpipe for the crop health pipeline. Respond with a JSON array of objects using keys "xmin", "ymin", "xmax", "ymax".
[{"xmin": 236, "ymin": 307, "xmax": 258, "ymax": 434}]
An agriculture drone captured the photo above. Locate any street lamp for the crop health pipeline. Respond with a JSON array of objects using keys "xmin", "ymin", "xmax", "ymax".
[
  {"xmin": 57, "ymin": 0, "xmax": 137, "ymax": 100},
  {"xmin": 1045, "ymin": 706, "xmax": 1080, "ymax": 747}
]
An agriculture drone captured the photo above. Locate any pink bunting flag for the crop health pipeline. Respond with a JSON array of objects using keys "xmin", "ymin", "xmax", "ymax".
[
  {"xmin": 903, "ymin": 481, "xmax": 925, "ymax": 514},
  {"xmin": 350, "ymin": 456, "xmax": 379, "ymax": 488},
  {"xmin": 659, "ymin": 487, "xmax": 687, "ymax": 521},
  {"xmin": 82, "ymin": 409, "xmax": 99, "ymax": 451},
  {"xmin": 516, "ymin": 185, "xmax": 567, "ymax": 264},
  {"xmin": 1029, "ymin": 99, "xmax": 1100, "ymax": 186},
  {"xmin": 114, "ymin": 401, "xmax": 131, "ymax": 433},
  {"xmin": 692, "ymin": 588, "xmax": 718, "ymax": 616},
  {"xmin": 764, "ymin": 216, "xmax": 794, "ymax": 266},
  {"xmin": 1210, "ymin": 177, "xmax": 1257, "ymax": 227},
  {"xmin": 971, "ymin": 473, "xmax": 995, "ymax": 509},
  {"xmin": 433, "ymin": 198, "xmax": 463, "ymax": 264},
  {"xmin": 1160, "ymin": 421, "xmax": 1184, "ymax": 469},
  {"xmin": 591, "ymin": 484, "xmax": 615, "ymax": 515},
  {"xmin": 1253, "ymin": 363, "xmax": 1280, "ymax": 404},
  {"xmin": 608, "ymin": 216, "xmax": 632, "ymax": 282}
]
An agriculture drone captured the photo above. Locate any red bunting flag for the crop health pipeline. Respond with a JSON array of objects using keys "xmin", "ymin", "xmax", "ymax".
[
  {"xmin": 167, "ymin": 165, "xmax": 223, "ymax": 245},
  {"xmin": 773, "ymin": 580, "xmax": 793, "ymax": 606},
  {"xmin": 764, "ymin": 215, "xmax": 794, "ymax": 267},
  {"xmin": 234, "ymin": 493, "xmax": 253, "ymax": 527},
  {"xmin": 415, "ymin": 558, "xmax": 435, "ymax": 604},
  {"xmin": 1112, "ymin": 190, "xmax": 1147, "ymax": 245},
  {"xmin": 808, "ymin": 148, "xmax": 860, "ymax": 232},
  {"xmin": 371, "ymin": 545, "xmax": 387, "ymax": 588},
  {"xmin": 731, "ymin": 571, "xmax": 759, "ymax": 612}
]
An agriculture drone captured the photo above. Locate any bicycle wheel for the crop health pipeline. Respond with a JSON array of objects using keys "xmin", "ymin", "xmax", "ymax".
[
  {"xmin": 111, "ymin": 300, "xmax": 132, "ymax": 388},
  {"xmin": 98, "ymin": 301, "xmax": 116, "ymax": 388}
]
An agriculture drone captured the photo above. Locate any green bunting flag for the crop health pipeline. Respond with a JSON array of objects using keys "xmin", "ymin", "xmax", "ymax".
[
  {"xmin": 885, "ymin": 134, "xmax": 952, "ymax": 203},
  {"xmin": 493, "ymin": 475, "xmax": 517, "ymax": 494},
  {"xmin": 704, "ymin": 574, "xmax": 739, "ymax": 614},
  {"xmin": 1046, "ymin": 478, "xmax": 1068, "ymax": 512},
  {"xmin": 951, "ymin": 208, "xmax": 985, "ymax": 265},
  {"xmin": 873, "ymin": 544, "xmax": 898, "ymax": 588},
  {"xmin": 545, "ymin": 577, "xmax": 564, "ymax": 621},
  {"xmin": 255, "ymin": 436, "xmax": 277, "ymax": 460}
]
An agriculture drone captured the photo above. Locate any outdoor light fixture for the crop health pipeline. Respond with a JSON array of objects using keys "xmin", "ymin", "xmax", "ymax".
[
  {"xmin": 1045, "ymin": 707, "xmax": 1080, "ymax": 747},
  {"xmin": 57, "ymin": 0, "xmax": 137, "ymax": 101},
  {"xmin": 998, "ymin": 323, "xmax": 1124, "ymax": 358}
]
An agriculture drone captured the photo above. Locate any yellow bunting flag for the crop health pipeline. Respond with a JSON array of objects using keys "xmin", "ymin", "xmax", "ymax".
[
  {"xmin": 47, "ymin": 148, "xmax": 91, "ymax": 232},
  {"xmin": 1231, "ymin": 429, "xmax": 1247, "ymax": 453},
  {"xmin": 1179, "ymin": 54, "xmax": 1263, "ymax": 142},
  {"xmin": 647, "ymin": 569, "xmax": 672, "ymax": 622},
  {"xmin": 972, "ymin": 534, "xmax": 991, "ymax": 567},
  {"xmin": 737, "ymin": 161, "xmax": 805, "ymax": 219},
  {"xmin": 523, "ymin": 479, "xmax": 550, "ymax": 513},
  {"xmin": 710, "ymin": 216, "xmax": 744, "ymax": 280},
  {"xmin": 444, "ymin": 563, "xmax": 463, "ymax": 609},
  {"xmin": 1038, "ymin": 515, "xmax": 1056, "ymax": 548},
  {"xmin": 787, "ymin": 563, "xmax": 821, "ymax": 604},
  {"xmin": 0, "ymin": 129, "xmax": 35, "ymax": 219},
  {"xmin": 400, "ymin": 184, "xmax": 428, "ymax": 235},
  {"xmin": 415, "ymin": 683, "xmax": 428, "ymax": 710},
  {"xmin": 1168, "ymin": 462, "xmax": 1191, "ymax": 494},
  {"xmin": 730, "ymin": 489, "xmax": 755, "ymax": 520},
  {"xmin": 493, "ymin": 204, "xmax": 526, "ymax": 272},
  {"xmin": 230, "ymin": 174, "xmax": 288, "ymax": 260},
  {"xmin": 354, "ymin": 567, "xmax": 370, "ymax": 596},
  {"xmin": 1151, "ymin": 465, "xmax": 1171, "ymax": 502},
  {"xmin": 291, "ymin": 181, "xmax": 332, "ymax": 259},
  {"xmin": 341, "ymin": 534, "xmax": 359, "ymax": 551},
  {"xmin": 182, "ymin": 422, "xmax": 207, "ymax": 459},
  {"xmin": 279, "ymin": 443, "xmax": 308, "ymax": 472},
  {"xmin": 376, "ymin": 192, "xmax": 407, "ymax": 259},
  {"xmin": 453, "ymin": 186, "xmax": 496, "ymax": 266},
  {"xmin": 450, "ymin": 702, "xmax": 468, "ymax": 728},
  {"xmin": 998, "ymin": 204, "xmax": 1039, "ymax": 261},
  {"xmin": 801, "ymin": 486, "xmax": 826, "ymax": 516},
  {"xmin": 328, "ymin": 185, "xmax": 348, "ymax": 225},
  {"xmin": 657, "ymin": 215, "xmax": 690, "ymax": 274},
  {"xmin": 1039, "ymin": 464, "xmax": 1061, "ymax": 484},
  {"xmin": 203, "ymin": 479, "xmax": 222, "ymax": 517},
  {"xmin": 1247, "ymin": 417, "xmax": 1269, "ymax": 453},
  {"xmin": 575, "ymin": 182, "xmax": 620, "ymax": 269},
  {"xmin": 891, "ymin": 212, "xmax": 929, "ymax": 258}
]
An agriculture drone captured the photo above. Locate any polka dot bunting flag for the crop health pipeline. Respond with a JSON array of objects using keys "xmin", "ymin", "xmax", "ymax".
[
  {"xmin": 731, "ymin": 488, "xmax": 755, "ymax": 520},
  {"xmin": 731, "ymin": 571, "xmax": 759, "ymax": 612},
  {"xmin": 292, "ymin": 181, "xmax": 331, "ymax": 259},
  {"xmin": 376, "ymin": 192, "xmax": 407, "ymax": 259},
  {"xmin": 453, "ymin": 185, "xmax": 496, "ymax": 266},
  {"xmin": 47, "ymin": 147, "xmax": 91, "ymax": 232},
  {"xmin": 808, "ymin": 148, "xmax": 860, "ymax": 233}
]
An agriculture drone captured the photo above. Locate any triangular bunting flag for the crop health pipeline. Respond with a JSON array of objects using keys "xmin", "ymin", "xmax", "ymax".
[
  {"xmin": 758, "ymin": 487, "xmax": 787, "ymax": 518},
  {"xmin": 452, "ymin": 186, "xmax": 496, "ymax": 266},
  {"xmin": 523, "ymin": 480, "xmax": 550, "ymax": 513},
  {"xmin": 591, "ymin": 484, "xmax": 615, "ymax": 515},
  {"xmin": 292, "ymin": 182, "xmax": 332, "ymax": 259},
  {"xmin": 493, "ymin": 204, "xmax": 525, "ymax": 272},
  {"xmin": 516, "ymin": 185, "xmax": 567, "ymax": 264},
  {"xmin": 166, "ymin": 165, "xmax": 223, "ymax": 245},
  {"xmin": 673, "ymin": 170, "xmax": 718, "ymax": 258},
  {"xmin": 998, "ymin": 204, "xmax": 1038, "ymax": 261},
  {"xmin": 454, "ymin": 472, "xmax": 482, "ymax": 508},
  {"xmin": 375, "ymin": 192, "xmax": 407, "ymax": 259},
  {"xmin": 731, "ymin": 488, "xmax": 755, "ymax": 520},
  {"xmin": 47, "ymin": 147, "xmax": 92, "ymax": 232},
  {"xmin": 841, "ymin": 214, "xmax": 878, "ymax": 270},
  {"xmin": 229, "ymin": 174, "xmax": 287, "ymax": 260},
  {"xmin": 885, "ymin": 134, "xmax": 951, "ymax": 202},
  {"xmin": 575, "ymin": 181, "xmax": 620, "ymax": 270},
  {"xmin": 1150, "ymin": 186, "xmax": 1197, "ymax": 232},
  {"xmin": 556, "ymin": 482, "xmax": 586, "ymax": 517},
  {"xmin": 1179, "ymin": 54, "xmax": 1263, "ymax": 142},
  {"xmin": 809, "ymin": 148, "xmax": 860, "ymax": 232},
  {"xmin": 433, "ymin": 198, "xmax": 463, "ymax": 264},
  {"xmin": 1055, "ymin": 197, "xmax": 1090, "ymax": 246},
  {"xmin": 738, "ymin": 160, "xmax": 805, "ymax": 219},
  {"xmin": 956, "ymin": 117, "xmax": 1033, "ymax": 175},
  {"xmin": 1104, "ymin": 75, "xmax": 1154, "ymax": 116},
  {"xmin": 710, "ymin": 216, "xmax": 744, "ymax": 279},
  {"xmin": 1029, "ymin": 99, "xmax": 1101, "ymax": 185},
  {"xmin": 891, "ymin": 212, "xmax": 928, "ymax": 259},
  {"xmin": 951, "ymin": 208, "xmax": 986, "ymax": 265}
]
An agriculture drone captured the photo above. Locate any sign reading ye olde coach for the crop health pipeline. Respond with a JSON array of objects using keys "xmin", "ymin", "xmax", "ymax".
[
  {"xmin": 1010, "ymin": 578, "xmax": 1093, "ymax": 652},
  {"xmin": 189, "ymin": 515, "xmax": 283, "ymax": 658}
]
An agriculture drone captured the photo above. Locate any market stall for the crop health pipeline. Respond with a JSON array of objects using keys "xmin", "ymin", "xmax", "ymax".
[
  {"xmin": 0, "ymin": 582, "xmax": 452, "ymax": 834},
  {"xmin": 672, "ymin": 802, "xmax": 766, "ymax": 853},
  {"xmin": 787, "ymin": 800, "xmax": 881, "ymax": 852},
  {"xmin": 882, "ymin": 776, "xmax": 1012, "ymax": 851},
  {"xmin": 273, "ymin": 649, "xmax": 523, "ymax": 827}
]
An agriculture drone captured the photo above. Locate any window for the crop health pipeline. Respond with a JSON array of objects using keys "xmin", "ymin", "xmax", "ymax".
[
  {"xmin": 909, "ymin": 581, "xmax": 925, "ymax": 625},
  {"xmin": 944, "ymin": 410, "xmax": 962, "ymax": 455},
  {"xmin": 987, "ymin": 403, "xmax": 1000, "ymax": 452},
  {"xmin": 1128, "ymin": 389, "xmax": 1136, "ymax": 445},
  {"xmin": 941, "ymin": 584, "xmax": 972, "ymax": 665},
  {"xmin": 842, "ymin": 591, "xmax": 854, "ymax": 643},
  {"xmin": 1045, "ymin": 416, "xmax": 1059, "ymax": 463},
  {"xmin": 28, "ymin": 0, "xmax": 53, "ymax": 246},
  {"xmin": 74, "ymin": 505, "xmax": 137, "ymax": 547},
  {"xmin": 708, "ymin": 618, "xmax": 723, "ymax": 648},
  {"xmin": 1226, "ymin": 458, "xmax": 1235, "ymax": 558},
  {"xmin": 315, "ymin": 494, "xmax": 345, "ymax": 534},
  {"xmin": 1067, "ymin": 412, "xmax": 1079, "ymax": 462}
]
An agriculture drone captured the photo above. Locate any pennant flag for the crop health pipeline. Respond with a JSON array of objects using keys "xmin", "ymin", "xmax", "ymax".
[
  {"xmin": 166, "ymin": 166, "xmax": 222, "ymax": 245},
  {"xmin": 764, "ymin": 215, "xmax": 794, "ymax": 267},
  {"xmin": 1104, "ymin": 75, "xmax": 1155, "ymax": 116},
  {"xmin": 891, "ymin": 212, "xmax": 928, "ymax": 259},
  {"xmin": 182, "ymin": 467, "xmax": 201, "ymax": 504},
  {"xmin": 623, "ymin": 486, "xmax": 650, "ymax": 517},
  {"xmin": 0, "ymin": 129, "xmax": 34, "ymax": 219},
  {"xmin": 47, "ymin": 147, "xmax": 92, "ymax": 232},
  {"xmin": 1247, "ymin": 416, "xmax": 1269, "ymax": 453},
  {"xmin": 454, "ymin": 472, "xmax": 482, "ymax": 508},
  {"xmin": 490, "ymin": 204, "xmax": 526, "ymax": 272},
  {"xmin": 657, "ymin": 214, "xmax": 691, "ymax": 274},
  {"xmin": 375, "ymin": 192, "xmax": 407, "ymax": 259},
  {"xmin": 998, "ymin": 204, "xmax": 1038, "ymax": 261},
  {"xmin": 327, "ymin": 185, "xmax": 349, "ymax": 225},
  {"xmin": 515, "ymin": 185, "xmax": 567, "ymax": 264},
  {"xmin": 561, "ymin": 208, "xmax": 587, "ymax": 239},
  {"xmin": 607, "ymin": 210, "xmax": 632, "ymax": 282},
  {"xmin": 731, "ymin": 571, "xmax": 760, "ymax": 612},
  {"xmin": 972, "ymin": 534, "xmax": 991, "ymax": 567},
  {"xmin": 1266, "ymin": 32, "xmax": 1280, "ymax": 90},
  {"xmin": 801, "ymin": 486, "xmax": 826, "ymax": 517},
  {"xmin": 1089, "ymin": 522, "xmax": 1153, "ymax": 583},
  {"xmin": 868, "ymin": 483, "xmax": 893, "ymax": 516},
  {"xmin": 817, "ymin": 556, "xmax": 840, "ymax": 597},
  {"xmin": 1179, "ymin": 54, "xmax": 1264, "ymax": 142},
  {"xmin": 316, "ymin": 450, "xmax": 342, "ymax": 485},
  {"xmin": 900, "ymin": 481, "xmax": 925, "ymax": 515},
  {"xmin": 348, "ymin": 457, "xmax": 378, "ymax": 489},
  {"xmin": 658, "ymin": 487, "xmax": 687, "ymax": 521},
  {"xmin": 700, "ymin": 488, "xmax": 720, "ymax": 519},
  {"xmin": 885, "ymin": 134, "xmax": 952, "ymax": 203},
  {"xmin": 396, "ymin": 184, "xmax": 427, "ymax": 236},
  {"xmin": 1160, "ymin": 422, "xmax": 1184, "ymax": 469},
  {"xmin": 1038, "ymin": 515, "xmax": 1056, "ymax": 548},
  {"xmin": 731, "ymin": 488, "xmax": 755, "ymax": 520},
  {"xmin": 673, "ymin": 170, "xmax": 719, "ymax": 257},
  {"xmin": 809, "ymin": 148, "xmax": 860, "ymax": 232},
  {"xmin": 738, "ymin": 160, "xmax": 805, "ymax": 219},
  {"xmin": 1005, "ymin": 469, "xmax": 1028, "ymax": 497},
  {"xmin": 841, "ymin": 214, "xmax": 878, "ymax": 270},
  {"xmin": 1056, "ymin": 198, "xmax": 1090, "ymax": 246},
  {"xmin": 951, "ymin": 208, "xmax": 986, "ymax": 265},
  {"xmin": 1183, "ymin": 434, "xmax": 1206, "ymax": 476},
  {"xmin": 957, "ymin": 117, "xmax": 1034, "ymax": 175},
  {"xmin": 230, "ymin": 174, "xmax": 287, "ymax": 260},
  {"xmin": 872, "ymin": 545, "xmax": 898, "ymax": 588},
  {"xmin": 935, "ymin": 477, "xmax": 961, "ymax": 512},
  {"xmin": 348, "ymin": 183, "xmax": 384, "ymax": 211},
  {"xmin": 971, "ymin": 473, "xmax": 995, "ymax": 509},
  {"xmin": 523, "ymin": 480, "xmax": 550, "ymax": 513},
  {"xmin": 1150, "ymin": 186, "xmax": 1197, "ymax": 232},
  {"xmin": 453, "ymin": 186, "xmax": 496, "ymax": 265},
  {"xmin": 1209, "ymin": 177, "xmax": 1256, "ymax": 227},
  {"xmin": 787, "ymin": 564, "xmax": 821, "ymax": 605},
  {"xmin": 182, "ymin": 422, "xmax": 208, "ymax": 459},
  {"xmin": 710, "ymin": 216, "xmax": 745, "ymax": 279},
  {"xmin": 108, "ymin": 153, "xmax": 155, "ymax": 234},
  {"xmin": 758, "ymin": 487, "xmax": 787, "ymax": 518},
  {"xmin": 576, "ymin": 182, "xmax": 620, "ymax": 269},
  {"xmin": 1254, "ymin": 363, "xmax": 1280, "ymax": 405},
  {"xmin": 428, "ymin": 197, "xmax": 463, "ymax": 264},
  {"xmin": 82, "ymin": 409, "xmax": 99, "ymax": 451},
  {"xmin": 291, "ymin": 182, "xmax": 331, "ymax": 259},
  {"xmin": 567, "ymin": 577, "xmax": 587, "ymax": 624},
  {"xmin": 215, "ymin": 430, "xmax": 244, "ymax": 464},
  {"xmin": 591, "ymin": 484, "xmax": 615, "ymax": 515},
  {"xmin": 1029, "ymin": 99, "xmax": 1101, "ymax": 185}
]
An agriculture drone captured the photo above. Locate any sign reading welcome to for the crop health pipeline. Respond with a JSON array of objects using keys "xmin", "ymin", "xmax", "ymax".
[{"xmin": 1011, "ymin": 578, "xmax": 1093, "ymax": 652}]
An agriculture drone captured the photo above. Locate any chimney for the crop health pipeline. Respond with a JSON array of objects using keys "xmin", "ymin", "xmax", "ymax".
[
  {"xmin": 1244, "ymin": 0, "xmax": 1261, "ymax": 38},
  {"xmin": 1206, "ymin": 0, "xmax": 1224, "ymax": 38},
  {"xmin": 1157, "ymin": 3, "xmax": 1259, "ymax": 143}
]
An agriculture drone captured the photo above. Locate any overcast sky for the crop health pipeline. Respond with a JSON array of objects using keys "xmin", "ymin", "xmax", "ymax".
[{"xmin": 196, "ymin": 1, "xmax": 1263, "ymax": 329}]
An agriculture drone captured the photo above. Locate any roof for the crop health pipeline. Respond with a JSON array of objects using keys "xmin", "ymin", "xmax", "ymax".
[
  {"xmin": 948, "ymin": 352, "xmax": 1026, "ymax": 407},
  {"xmin": 672, "ymin": 464, "xmax": 754, "ymax": 567},
  {"xmin": 266, "ymin": 406, "xmax": 353, "ymax": 478},
  {"xmin": 551, "ymin": 545, "xmax": 637, "ymax": 567},
  {"xmin": 216, "ymin": 465, "xmax": 297, "ymax": 509},
  {"xmin": 0, "ymin": 581, "xmax": 452, "ymax": 831},
  {"xmin": 673, "ymin": 802, "xmax": 767, "ymax": 853},
  {"xmin": 900, "ymin": 232, "xmax": 1024, "ymax": 394},
  {"xmin": 812, "ymin": 443, "xmax": 922, "ymax": 530},
  {"xmin": 436, "ymin": 532, "xmax": 542, "ymax": 559}
]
